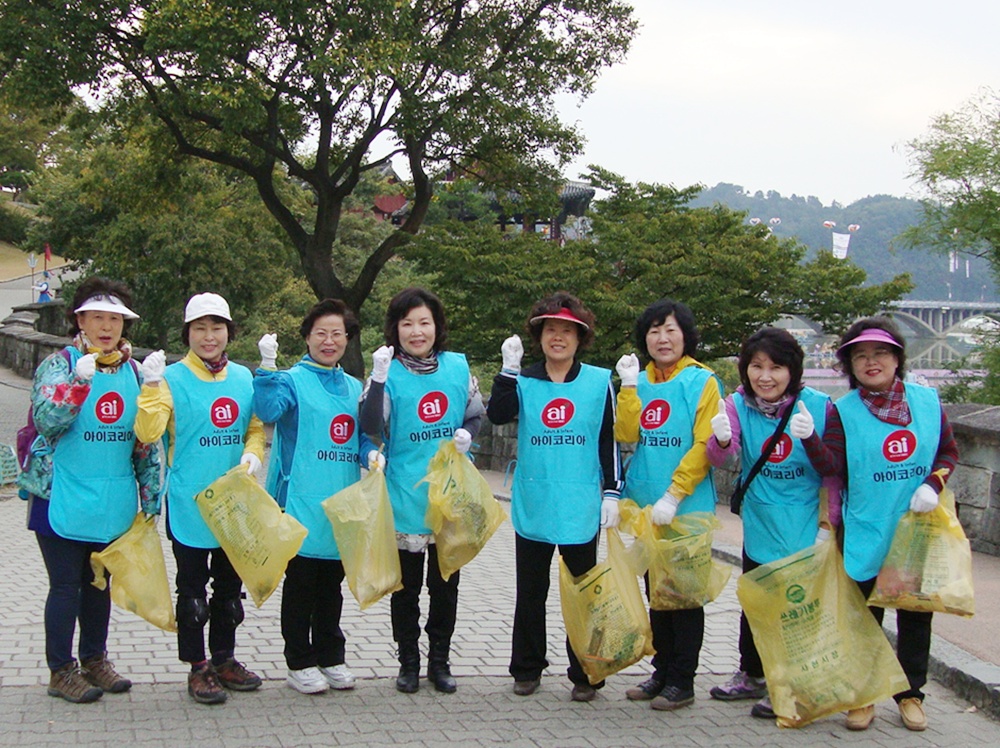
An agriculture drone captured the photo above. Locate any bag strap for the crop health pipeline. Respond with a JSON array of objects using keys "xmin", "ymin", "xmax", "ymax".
[{"xmin": 733, "ymin": 394, "xmax": 798, "ymax": 503}]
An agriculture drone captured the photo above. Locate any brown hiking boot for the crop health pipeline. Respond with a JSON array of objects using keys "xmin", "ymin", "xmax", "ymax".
[
  {"xmin": 213, "ymin": 658, "xmax": 262, "ymax": 691},
  {"xmin": 82, "ymin": 653, "xmax": 132, "ymax": 693},
  {"xmin": 188, "ymin": 663, "xmax": 227, "ymax": 704},
  {"xmin": 48, "ymin": 661, "xmax": 103, "ymax": 703}
]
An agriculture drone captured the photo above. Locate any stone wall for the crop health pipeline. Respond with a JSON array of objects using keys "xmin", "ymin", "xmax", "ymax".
[{"xmin": 475, "ymin": 405, "xmax": 1000, "ymax": 557}]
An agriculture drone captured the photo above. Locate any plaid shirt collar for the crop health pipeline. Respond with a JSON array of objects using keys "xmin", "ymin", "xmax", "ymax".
[{"xmin": 858, "ymin": 376, "xmax": 910, "ymax": 426}]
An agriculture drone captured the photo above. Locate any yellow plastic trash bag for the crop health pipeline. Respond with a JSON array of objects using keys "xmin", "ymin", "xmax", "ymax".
[
  {"xmin": 90, "ymin": 513, "xmax": 177, "ymax": 632},
  {"xmin": 423, "ymin": 440, "xmax": 506, "ymax": 582},
  {"xmin": 195, "ymin": 466, "xmax": 307, "ymax": 607},
  {"xmin": 559, "ymin": 529, "xmax": 655, "ymax": 685},
  {"xmin": 322, "ymin": 467, "xmax": 402, "ymax": 610},
  {"xmin": 868, "ymin": 488, "xmax": 974, "ymax": 617},
  {"xmin": 619, "ymin": 500, "xmax": 731, "ymax": 610},
  {"xmin": 737, "ymin": 539, "xmax": 909, "ymax": 728}
]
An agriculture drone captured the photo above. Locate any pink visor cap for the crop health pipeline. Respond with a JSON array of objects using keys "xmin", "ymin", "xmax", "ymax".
[
  {"xmin": 528, "ymin": 308, "xmax": 590, "ymax": 330},
  {"xmin": 836, "ymin": 327, "xmax": 903, "ymax": 354}
]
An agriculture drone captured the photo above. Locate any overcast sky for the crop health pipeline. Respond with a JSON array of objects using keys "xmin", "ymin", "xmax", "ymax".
[{"xmin": 555, "ymin": 0, "xmax": 1000, "ymax": 205}]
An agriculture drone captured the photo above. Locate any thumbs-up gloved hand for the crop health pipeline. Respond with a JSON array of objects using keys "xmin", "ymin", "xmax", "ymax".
[
  {"xmin": 789, "ymin": 400, "xmax": 815, "ymax": 440},
  {"xmin": 140, "ymin": 350, "xmax": 166, "ymax": 385},
  {"xmin": 501, "ymin": 335, "xmax": 523, "ymax": 374},
  {"xmin": 371, "ymin": 345, "xmax": 394, "ymax": 383},
  {"xmin": 257, "ymin": 333, "xmax": 279, "ymax": 369},
  {"xmin": 615, "ymin": 353, "xmax": 640, "ymax": 388},
  {"xmin": 74, "ymin": 353, "xmax": 98, "ymax": 381},
  {"xmin": 710, "ymin": 399, "xmax": 732, "ymax": 445}
]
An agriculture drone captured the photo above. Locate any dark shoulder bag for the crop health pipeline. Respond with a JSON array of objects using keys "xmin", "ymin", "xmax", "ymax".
[{"xmin": 729, "ymin": 395, "xmax": 798, "ymax": 515}]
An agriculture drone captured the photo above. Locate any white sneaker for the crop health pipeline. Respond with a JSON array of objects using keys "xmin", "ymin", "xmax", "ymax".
[
  {"xmin": 286, "ymin": 667, "xmax": 329, "ymax": 694},
  {"xmin": 319, "ymin": 664, "xmax": 356, "ymax": 690}
]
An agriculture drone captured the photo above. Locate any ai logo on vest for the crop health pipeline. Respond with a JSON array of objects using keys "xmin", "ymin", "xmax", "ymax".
[
  {"xmin": 883, "ymin": 429, "xmax": 917, "ymax": 463},
  {"xmin": 95, "ymin": 392, "xmax": 125, "ymax": 425},
  {"xmin": 210, "ymin": 397, "xmax": 240, "ymax": 428},
  {"xmin": 418, "ymin": 391, "xmax": 448, "ymax": 424},
  {"xmin": 764, "ymin": 434, "xmax": 793, "ymax": 463},
  {"xmin": 330, "ymin": 414, "xmax": 355, "ymax": 445},
  {"xmin": 541, "ymin": 398, "xmax": 575, "ymax": 428},
  {"xmin": 641, "ymin": 399, "xmax": 670, "ymax": 430}
]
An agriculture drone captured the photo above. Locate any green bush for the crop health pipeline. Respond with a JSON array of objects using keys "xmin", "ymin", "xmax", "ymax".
[{"xmin": 0, "ymin": 203, "xmax": 31, "ymax": 243}]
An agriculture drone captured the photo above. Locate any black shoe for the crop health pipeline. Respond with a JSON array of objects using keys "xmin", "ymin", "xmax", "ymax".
[
  {"xmin": 395, "ymin": 642, "xmax": 420, "ymax": 694},
  {"xmin": 427, "ymin": 641, "xmax": 457, "ymax": 693},
  {"xmin": 626, "ymin": 674, "xmax": 666, "ymax": 701},
  {"xmin": 571, "ymin": 683, "xmax": 597, "ymax": 702},
  {"xmin": 650, "ymin": 685, "xmax": 695, "ymax": 711},
  {"xmin": 513, "ymin": 678, "xmax": 540, "ymax": 696}
]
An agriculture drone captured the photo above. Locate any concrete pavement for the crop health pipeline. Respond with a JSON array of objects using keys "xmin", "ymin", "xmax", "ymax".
[{"xmin": 1, "ymin": 363, "xmax": 1000, "ymax": 746}]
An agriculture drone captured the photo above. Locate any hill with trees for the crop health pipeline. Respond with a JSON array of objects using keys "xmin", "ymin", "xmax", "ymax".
[{"xmin": 690, "ymin": 183, "xmax": 998, "ymax": 303}]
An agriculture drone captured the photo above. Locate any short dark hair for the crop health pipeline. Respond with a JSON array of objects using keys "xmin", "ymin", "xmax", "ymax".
[
  {"xmin": 299, "ymin": 298, "xmax": 360, "ymax": 340},
  {"xmin": 66, "ymin": 276, "xmax": 136, "ymax": 336},
  {"xmin": 738, "ymin": 327, "xmax": 805, "ymax": 397},
  {"xmin": 384, "ymin": 287, "xmax": 449, "ymax": 352},
  {"xmin": 836, "ymin": 316, "xmax": 907, "ymax": 389},
  {"xmin": 181, "ymin": 316, "xmax": 237, "ymax": 346},
  {"xmin": 634, "ymin": 298, "xmax": 699, "ymax": 360},
  {"xmin": 525, "ymin": 292, "xmax": 596, "ymax": 350}
]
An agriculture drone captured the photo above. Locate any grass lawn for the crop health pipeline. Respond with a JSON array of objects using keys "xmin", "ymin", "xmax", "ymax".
[{"xmin": 0, "ymin": 241, "xmax": 69, "ymax": 282}]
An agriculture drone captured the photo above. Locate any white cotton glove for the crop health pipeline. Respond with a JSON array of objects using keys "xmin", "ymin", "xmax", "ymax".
[
  {"xmin": 600, "ymin": 498, "xmax": 621, "ymax": 529},
  {"xmin": 371, "ymin": 345, "xmax": 394, "ymax": 383},
  {"xmin": 909, "ymin": 483, "xmax": 939, "ymax": 513},
  {"xmin": 651, "ymin": 492, "xmax": 680, "ymax": 526},
  {"xmin": 240, "ymin": 453, "xmax": 262, "ymax": 477},
  {"xmin": 453, "ymin": 427, "xmax": 472, "ymax": 454},
  {"xmin": 711, "ymin": 399, "xmax": 732, "ymax": 444},
  {"xmin": 501, "ymin": 335, "xmax": 524, "ymax": 374},
  {"xmin": 74, "ymin": 353, "xmax": 97, "ymax": 381},
  {"xmin": 789, "ymin": 400, "xmax": 815, "ymax": 440},
  {"xmin": 367, "ymin": 450, "xmax": 386, "ymax": 471},
  {"xmin": 141, "ymin": 350, "xmax": 166, "ymax": 385},
  {"xmin": 258, "ymin": 333, "xmax": 278, "ymax": 369},
  {"xmin": 615, "ymin": 353, "xmax": 640, "ymax": 387},
  {"xmin": 814, "ymin": 527, "xmax": 831, "ymax": 545}
]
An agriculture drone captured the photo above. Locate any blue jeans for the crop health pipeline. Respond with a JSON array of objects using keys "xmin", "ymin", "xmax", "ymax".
[{"xmin": 36, "ymin": 533, "xmax": 111, "ymax": 671}]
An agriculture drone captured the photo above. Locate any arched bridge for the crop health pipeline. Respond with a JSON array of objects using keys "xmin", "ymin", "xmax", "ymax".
[{"xmin": 887, "ymin": 301, "xmax": 1000, "ymax": 337}]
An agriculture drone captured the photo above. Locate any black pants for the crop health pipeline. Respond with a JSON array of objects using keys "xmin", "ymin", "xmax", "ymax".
[
  {"xmin": 281, "ymin": 555, "xmax": 347, "ymax": 670},
  {"xmin": 646, "ymin": 598, "xmax": 704, "ymax": 691},
  {"xmin": 391, "ymin": 544, "xmax": 459, "ymax": 647},
  {"xmin": 737, "ymin": 550, "xmax": 765, "ymax": 678},
  {"xmin": 36, "ymin": 533, "xmax": 111, "ymax": 671},
  {"xmin": 509, "ymin": 531, "xmax": 601, "ymax": 687},
  {"xmin": 171, "ymin": 538, "xmax": 243, "ymax": 664},
  {"xmin": 857, "ymin": 577, "xmax": 932, "ymax": 701}
]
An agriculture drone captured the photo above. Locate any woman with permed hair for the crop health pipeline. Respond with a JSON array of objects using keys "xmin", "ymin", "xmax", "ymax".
[
  {"xmin": 253, "ymin": 299, "xmax": 381, "ymax": 695},
  {"xmin": 359, "ymin": 287, "xmax": 485, "ymax": 695},
  {"xmin": 705, "ymin": 326, "xmax": 840, "ymax": 719},
  {"xmin": 20, "ymin": 276, "xmax": 161, "ymax": 703},
  {"xmin": 808, "ymin": 316, "xmax": 959, "ymax": 732},
  {"xmin": 487, "ymin": 291, "xmax": 623, "ymax": 702},
  {"xmin": 614, "ymin": 298, "xmax": 722, "ymax": 712}
]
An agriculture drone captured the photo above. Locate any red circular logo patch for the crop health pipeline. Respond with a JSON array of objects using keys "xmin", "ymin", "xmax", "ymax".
[
  {"xmin": 765, "ymin": 433, "xmax": 794, "ymax": 463},
  {"xmin": 540, "ymin": 398, "xmax": 575, "ymax": 428},
  {"xmin": 882, "ymin": 429, "xmax": 917, "ymax": 463},
  {"xmin": 417, "ymin": 391, "xmax": 448, "ymax": 424},
  {"xmin": 330, "ymin": 414, "xmax": 355, "ymax": 445},
  {"xmin": 210, "ymin": 397, "xmax": 240, "ymax": 428},
  {"xmin": 95, "ymin": 392, "xmax": 125, "ymax": 425},
  {"xmin": 640, "ymin": 399, "xmax": 670, "ymax": 430}
]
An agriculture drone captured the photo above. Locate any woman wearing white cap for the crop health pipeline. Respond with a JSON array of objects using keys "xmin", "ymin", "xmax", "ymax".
[
  {"xmin": 135, "ymin": 292, "xmax": 266, "ymax": 705},
  {"xmin": 359, "ymin": 287, "xmax": 485, "ymax": 695},
  {"xmin": 19, "ymin": 276, "xmax": 161, "ymax": 703},
  {"xmin": 810, "ymin": 316, "xmax": 959, "ymax": 732},
  {"xmin": 487, "ymin": 291, "xmax": 623, "ymax": 702}
]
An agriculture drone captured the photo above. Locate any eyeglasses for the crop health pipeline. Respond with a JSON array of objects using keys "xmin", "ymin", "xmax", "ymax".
[
  {"xmin": 310, "ymin": 329, "xmax": 347, "ymax": 341},
  {"xmin": 851, "ymin": 347, "xmax": 896, "ymax": 364}
]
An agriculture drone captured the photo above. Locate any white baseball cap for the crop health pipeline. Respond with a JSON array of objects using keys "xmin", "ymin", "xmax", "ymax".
[
  {"xmin": 184, "ymin": 293, "xmax": 232, "ymax": 322},
  {"xmin": 74, "ymin": 293, "xmax": 140, "ymax": 319}
]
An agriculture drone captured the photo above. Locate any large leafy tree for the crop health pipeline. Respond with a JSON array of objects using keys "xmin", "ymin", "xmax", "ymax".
[{"xmin": 0, "ymin": 0, "xmax": 637, "ymax": 373}]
